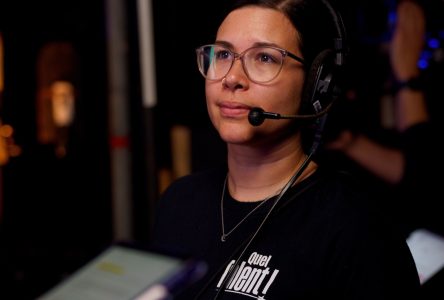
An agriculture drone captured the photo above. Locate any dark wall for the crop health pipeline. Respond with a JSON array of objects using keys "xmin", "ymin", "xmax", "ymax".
[{"xmin": 0, "ymin": 1, "xmax": 112, "ymax": 299}]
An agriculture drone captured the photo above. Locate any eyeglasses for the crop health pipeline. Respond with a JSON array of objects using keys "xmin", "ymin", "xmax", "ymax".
[{"xmin": 196, "ymin": 44, "xmax": 305, "ymax": 83}]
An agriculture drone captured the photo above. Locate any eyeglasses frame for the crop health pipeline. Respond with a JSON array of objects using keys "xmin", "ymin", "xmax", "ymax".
[{"xmin": 196, "ymin": 44, "xmax": 305, "ymax": 83}]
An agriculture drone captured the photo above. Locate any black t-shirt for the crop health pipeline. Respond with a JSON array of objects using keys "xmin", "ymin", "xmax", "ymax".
[{"xmin": 151, "ymin": 166, "xmax": 420, "ymax": 299}]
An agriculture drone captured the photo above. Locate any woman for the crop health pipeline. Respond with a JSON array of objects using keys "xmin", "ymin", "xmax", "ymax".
[{"xmin": 151, "ymin": 0, "xmax": 420, "ymax": 299}]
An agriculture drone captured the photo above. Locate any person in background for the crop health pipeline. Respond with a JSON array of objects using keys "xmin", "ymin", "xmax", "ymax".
[
  {"xmin": 327, "ymin": 0, "xmax": 444, "ymax": 237},
  {"xmin": 150, "ymin": 0, "xmax": 420, "ymax": 299},
  {"xmin": 326, "ymin": 0, "xmax": 444, "ymax": 296}
]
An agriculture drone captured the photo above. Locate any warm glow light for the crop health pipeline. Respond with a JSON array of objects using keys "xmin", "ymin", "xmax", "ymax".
[
  {"xmin": 50, "ymin": 80, "xmax": 75, "ymax": 127},
  {"xmin": 0, "ymin": 124, "xmax": 13, "ymax": 138}
]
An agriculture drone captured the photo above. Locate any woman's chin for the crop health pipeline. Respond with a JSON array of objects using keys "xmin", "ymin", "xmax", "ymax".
[{"xmin": 218, "ymin": 126, "xmax": 253, "ymax": 145}]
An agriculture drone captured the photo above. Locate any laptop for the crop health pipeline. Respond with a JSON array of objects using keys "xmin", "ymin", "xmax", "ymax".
[{"xmin": 37, "ymin": 243, "xmax": 207, "ymax": 300}]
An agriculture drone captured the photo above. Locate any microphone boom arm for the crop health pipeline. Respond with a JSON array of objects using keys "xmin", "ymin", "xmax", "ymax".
[{"xmin": 248, "ymin": 101, "xmax": 334, "ymax": 127}]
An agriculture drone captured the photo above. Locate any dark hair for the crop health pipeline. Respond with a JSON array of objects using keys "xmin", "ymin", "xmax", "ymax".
[{"xmin": 229, "ymin": 0, "xmax": 342, "ymax": 70}]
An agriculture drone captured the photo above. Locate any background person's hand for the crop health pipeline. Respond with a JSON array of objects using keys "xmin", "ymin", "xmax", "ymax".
[{"xmin": 390, "ymin": 0, "xmax": 426, "ymax": 81}]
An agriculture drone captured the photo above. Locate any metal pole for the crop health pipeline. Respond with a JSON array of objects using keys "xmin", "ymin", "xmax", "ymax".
[
  {"xmin": 136, "ymin": 0, "xmax": 158, "ymax": 238},
  {"xmin": 105, "ymin": 0, "xmax": 133, "ymax": 241}
]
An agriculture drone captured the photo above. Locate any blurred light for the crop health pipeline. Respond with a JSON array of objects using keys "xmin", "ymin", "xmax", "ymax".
[
  {"xmin": 418, "ymin": 59, "xmax": 429, "ymax": 70},
  {"xmin": 0, "ymin": 124, "xmax": 13, "ymax": 138},
  {"xmin": 428, "ymin": 38, "xmax": 440, "ymax": 49},
  {"xmin": 387, "ymin": 11, "xmax": 397, "ymax": 28}
]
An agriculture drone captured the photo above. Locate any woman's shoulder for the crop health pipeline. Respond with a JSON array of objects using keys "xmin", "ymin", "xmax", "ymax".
[
  {"xmin": 313, "ymin": 166, "xmax": 370, "ymax": 200},
  {"xmin": 302, "ymin": 166, "xmax": 383, "ymax": 228},
  {"xmin": 311, "ymin": 166, "xmax": 412, "ymax": 241}
]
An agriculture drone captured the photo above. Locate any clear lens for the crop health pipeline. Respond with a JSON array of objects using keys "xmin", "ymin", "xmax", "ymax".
[
  {"xmin": 243, "ymin": 47, "xmax": 284, "ymax": 83},
  {"xmin": 200, "ymin": 45, "xmax": 233, "ymax": 80},
  {"xmin": 196, "ymin": 44, "xmax": 287, "ymax": 83}
]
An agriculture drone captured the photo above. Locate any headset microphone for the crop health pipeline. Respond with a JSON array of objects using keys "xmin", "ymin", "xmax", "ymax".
[
  {"xmin": 248, "ymin": 107, "xmax": 292, "ymax": 126},
  {"xmin": 248, "ymin": 104, "xmax": 332, "ymax": 127}
]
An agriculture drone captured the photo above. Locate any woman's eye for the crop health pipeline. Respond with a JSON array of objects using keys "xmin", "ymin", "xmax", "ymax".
[
  {"xmin": 256, "ymin": 52, "xmax": 278, "ymax": 64},
  {"xmin": 215, "ymin": 50, "xmax": 232, "ymax": 60}
]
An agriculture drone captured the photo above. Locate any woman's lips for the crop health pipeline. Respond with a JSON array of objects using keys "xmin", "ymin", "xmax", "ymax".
[{"xmin": 219, "ymin": 102, "xmax": 251, "ymax": 118}]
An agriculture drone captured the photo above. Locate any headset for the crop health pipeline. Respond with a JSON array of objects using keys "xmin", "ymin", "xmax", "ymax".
[
  {"xmin": 302, "ymin": 0, "xmax": 348, "ymax": 155},
  {"xmin": 302, "ymin": 0, "xmax": 347, "ymax": 115},
  {"xmin": 248, "ymin": 0, "xmax": 348, "ymax": 130}
]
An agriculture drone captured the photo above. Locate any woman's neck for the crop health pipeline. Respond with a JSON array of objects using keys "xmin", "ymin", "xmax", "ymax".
[{"xmin": 226, "ymin": 139, "xmax": 317, "ymax": 202}]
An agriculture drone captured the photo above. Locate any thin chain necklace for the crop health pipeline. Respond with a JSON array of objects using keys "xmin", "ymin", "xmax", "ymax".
[{"xmin": 220, "ymin": 175, "xmax": 275, "ymax": 242}]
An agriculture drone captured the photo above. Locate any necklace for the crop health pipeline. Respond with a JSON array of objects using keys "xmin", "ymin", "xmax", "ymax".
[{"xmin": 220, "ymin": 175, "xmax": 275, "ymax": 242}]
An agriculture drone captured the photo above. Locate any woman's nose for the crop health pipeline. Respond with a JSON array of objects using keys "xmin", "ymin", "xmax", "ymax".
[{"xmin": 222, "ymin": 59, "xmax": 249, "ymax": 89}]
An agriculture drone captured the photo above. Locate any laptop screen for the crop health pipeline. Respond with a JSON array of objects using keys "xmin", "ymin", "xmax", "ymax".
[{"xmin": 37, "ymin": 244, "xmax": 206, "ymax": 300}]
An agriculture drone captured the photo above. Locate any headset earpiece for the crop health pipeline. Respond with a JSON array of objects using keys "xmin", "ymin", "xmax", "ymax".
[
  {"xmin": 298, "ymin": 0, "xmax": 347, "ymax": 118},
  {"xmin": 300, "ymin": 49, "xmax": 336, "ymax": 115}
]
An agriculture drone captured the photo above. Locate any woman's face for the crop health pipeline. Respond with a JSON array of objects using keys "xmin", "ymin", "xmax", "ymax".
[{"xmin": 205, "ymin": 6, "xmax": 305, "ymax": 146}]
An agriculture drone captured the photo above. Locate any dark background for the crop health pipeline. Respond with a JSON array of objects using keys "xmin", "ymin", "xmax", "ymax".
[
  {"xmin": 0, "ymin": 0, "xmax": 443, "ymax": 299},
  {"xmin": 0, "ymin": 1, "xmax": 111, "ymax": 298}
]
